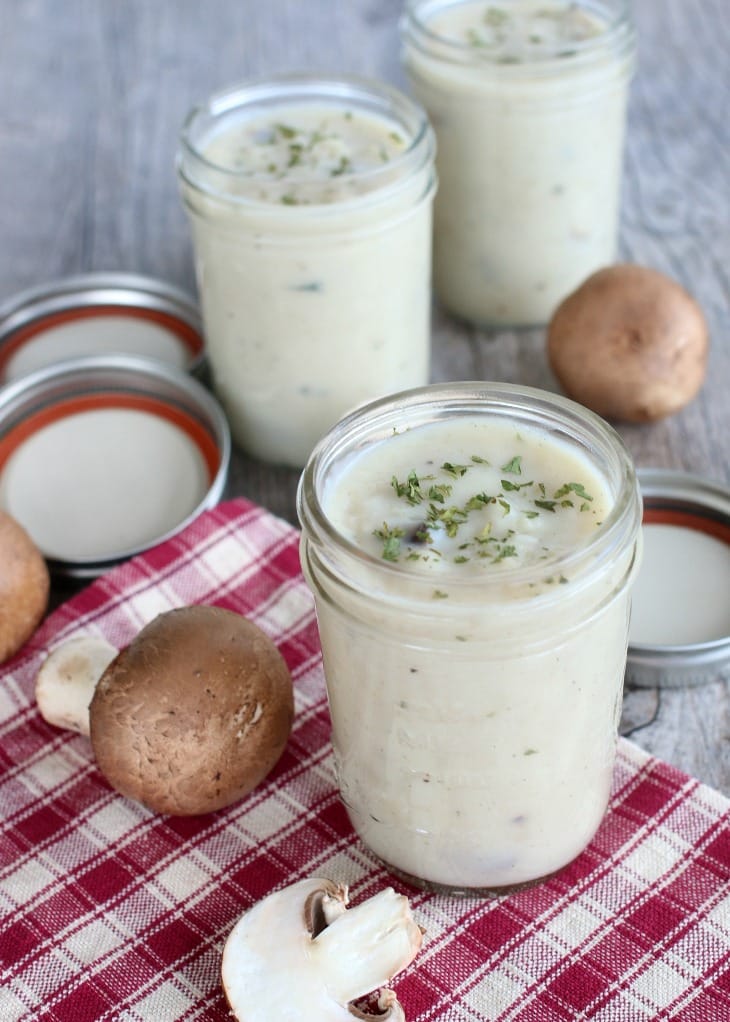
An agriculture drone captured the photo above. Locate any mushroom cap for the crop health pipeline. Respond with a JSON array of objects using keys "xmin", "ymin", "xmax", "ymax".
[
  {"xmin": 547, "ymin": 263, "xmax": 708, "ymax": 422},
  {"xmin": 0, "ymin": 510, "xmax": 50, "ymax": 664},
  {"xmin": 88, "ymin": 605, "xmax": 294, "ymax": 815}
]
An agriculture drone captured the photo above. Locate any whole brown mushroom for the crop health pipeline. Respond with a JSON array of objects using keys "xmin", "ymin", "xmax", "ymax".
[
  {"xmin": 0, "ymin": 510, "xmax": 49, "ymax": 664},
  {"xmin": 547, "ymin": 264, "xmax": 708, "ymax": 422},
  {"xmin": 36, "ymin": 605, "xmax": 294, "ymax": 815},
  {"xmin": 88, "ymin": 606, "xmax": 294, "ymax": 815}
]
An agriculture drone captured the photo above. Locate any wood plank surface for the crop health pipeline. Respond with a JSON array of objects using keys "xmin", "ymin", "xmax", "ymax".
[{"xmin": 1, "ymin": 0, "xmax": 728, "ymax": 793}]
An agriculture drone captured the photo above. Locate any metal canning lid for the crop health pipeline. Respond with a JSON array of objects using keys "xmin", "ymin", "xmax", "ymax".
[
  {"xmin": 0, "ymin": 354, "xmax": 230, "ymax": 578},
  {"xmin": 0, "ymin": 272, "xmax": 204, "ymax": 383},
  {"xmin": 626, "ymin": 467, "xmax": 730, "ymax": 688}
]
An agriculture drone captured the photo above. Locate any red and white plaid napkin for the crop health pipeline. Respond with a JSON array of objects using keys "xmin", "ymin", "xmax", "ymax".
[{"xmin": 1, "ymin": 498, "xmax": 728, "ymax": 1021}]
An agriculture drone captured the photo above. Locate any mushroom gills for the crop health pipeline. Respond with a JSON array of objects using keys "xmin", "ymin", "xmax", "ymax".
[{"xmin": 221, "ymin": 877, "xmax": 423, "ymax": 1021}]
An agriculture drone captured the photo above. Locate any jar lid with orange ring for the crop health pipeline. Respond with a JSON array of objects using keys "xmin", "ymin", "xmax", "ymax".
[
  {"xmin": 0, "ymin": 272, "xmax": 204, "ymax": 383},
  {"xmin": 627, "ymin": 468, "xmax": 730, "ymax": 688}
]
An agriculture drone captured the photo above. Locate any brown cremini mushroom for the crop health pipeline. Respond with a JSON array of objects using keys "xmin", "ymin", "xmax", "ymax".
[
  {"xmin": 0, "ymin": 510, "xmax": 49, "ymax": 664},
  {"xmin": 35, "ymin": 605, "xmax": 294, "ymax": 815},
  {"xmin": 547, "ymin": 264, "xmax": 708, "ymax": 422},
  {"xmin": 221, "ymin": 877, "xmax": 423, "ymax": 1022}
]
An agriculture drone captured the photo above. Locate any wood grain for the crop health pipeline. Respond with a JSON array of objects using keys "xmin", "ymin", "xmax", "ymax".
[{"xmin": 1, "ymin": 0, "xmax": 728, "ymax": 794}]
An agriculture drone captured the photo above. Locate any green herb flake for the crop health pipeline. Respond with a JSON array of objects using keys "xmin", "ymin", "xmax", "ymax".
[
  {"xmin": 331, "ymin": 155, "xmax": 351, "ymax": 177},
  {"xmin": 471, "ymin": 454, "xmax": 490, "ymax": 465},
  {"xmin": 524, "ymin": 747, "xmax": 538, "ymax": 756},
  {"xmin": 501, "ymin": 456, "xmax": 522, "ymax": 475},
  {"xmin": 275, "ymin": 123, "xmax": 298, "ymax": 140},
  {"xmin": 373, "ymin": 522, "xmax": 404, "ymax": 562},
  {"xmin": 501, "ymin": 478, "xmax": 533, "ymax": 492},
  {"xmin": 554, "ymin": 482, "xmax": 594, "ymax": 501},
  {"xmin": 441, "ymin": 462, "xmax": 470, "ymax": 478},
  {"xmin": 287, "ymin": 144, "xmax": 303, "ymax": 167},
  {"xmin": 432, "ymin": 506, "xmax": 469, "ymax": 537},
  {"xmin": 485, "ymin": 6, "xmax": 509, "ymax": 27},
  {"xmin": 392, "ymin": 471, "xmax": 423, "ymax": 505},
  {"xmin": 466, "ymin": 27, "xmax": 487, "ymax": 46},
  {"xmin": 534, "ymin": 499, "xmax": 557, "ymax": 512},
  {"xmin": 291, "ymin": 281, "xmax": 323, "ymax": 293},
  {"xmin": 432, "ymin": 589, "xmax": 449, "ymax": 600},
  {"xmin": 465, "ymin": 492, "xmax": 494, "ymax": 511},
  {"xmin": 428, "ymin": 483, "xmax": 452, "ymax": 503}
]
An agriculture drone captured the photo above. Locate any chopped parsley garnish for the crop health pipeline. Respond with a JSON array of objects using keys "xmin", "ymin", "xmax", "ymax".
[
  {"xmin": 554, "ymin": 482, "xmax": 594, "ymax": 501},
  {"xmin": 500, "ymin": 456, "xmax": 522, "ymax": 474},
  {"xmin": 392, "ymin": 471, "xmax": 423, "ymax": 505},
  {"xmin": 441, "ymin": 462, "xmax": 470, "ymax": 478},
  {"xmin": 371, "ymin": 458, "xmax": 601, "ymax": 567},
  {"xmin": 428, "ymin": 483, "xmax": 452, "ymax": 503},
  {"xmin": 331, "ymin": 155, "xmax": 351, "ymax": 177},
  {"xmin": 501, "ymin": 478, "xmax": 533, "ymax": 492},
  {"xmin": 373, "ymin": 523, "xmax": 403, "ymax": 562}
]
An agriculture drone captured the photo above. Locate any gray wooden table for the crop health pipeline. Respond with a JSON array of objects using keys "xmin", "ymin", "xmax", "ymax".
[{"xmin": 1, "ymin": 0, "xmax": 728, "ymax": 794}]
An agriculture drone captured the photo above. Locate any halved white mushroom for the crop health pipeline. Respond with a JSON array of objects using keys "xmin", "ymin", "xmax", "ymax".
[
  {"xmin": 35, "ymin": 635, "xmax": 118, "ymax": 735},
  {"xmin": 221, "ymin": 877, "xmax": 423, "ymax": 1022}
]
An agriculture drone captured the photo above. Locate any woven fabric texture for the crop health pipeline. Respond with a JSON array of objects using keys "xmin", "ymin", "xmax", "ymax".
[{"xmin": 1, "ymin": 498, "xmax": 728, "ymax": 1021}]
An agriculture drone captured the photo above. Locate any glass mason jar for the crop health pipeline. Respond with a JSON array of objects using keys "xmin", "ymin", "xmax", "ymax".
[
  {"xmin": 177, "ymin": 74, "xmax": 437, "ymax": 467},
  {"xmin": 400, "ymin": 0, "xmax": 637, "ymax": 327},
  {"xmin": 298, "ymin": 382, "xmax": 642, "ymax": 894}
]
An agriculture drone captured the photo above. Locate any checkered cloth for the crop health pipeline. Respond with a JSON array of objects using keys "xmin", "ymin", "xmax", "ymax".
[{"xmin": 1, "ymin": 498, "xmax": 728, "ymax": 1021}]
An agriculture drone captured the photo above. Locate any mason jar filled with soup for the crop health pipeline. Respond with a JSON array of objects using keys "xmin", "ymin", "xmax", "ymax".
[
  {"xmin": 401, "ymin": 0, "xmax": 636, "ymax": 327},
  {"xmin": 298, "ymin": 382, "xmax": 642, "ymax": 894},
  {"xmin": 177, "ymin": 74, "xmax": 437, "ymax": 467}
]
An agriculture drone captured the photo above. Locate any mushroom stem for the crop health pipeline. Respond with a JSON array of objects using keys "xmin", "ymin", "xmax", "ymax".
[
  {"xmin": 312, "ymin": 886, "xmax": 423, "ymax": 1006},
  {"xmin": 35, "ymin": 636, "xmax": 118, "ymax": 736}
]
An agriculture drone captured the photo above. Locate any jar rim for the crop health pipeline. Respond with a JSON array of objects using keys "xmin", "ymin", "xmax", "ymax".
[
  {"xmin": 298, "ymin": 381, "xmax": 641, "ymax": 598},
  {"xmin": 401, "ymin": 0, "xmax": 636, "ymax": 76},
  {"xmin": 177, "ymin": 72, "xmax": 435, "ymax": 210}
]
